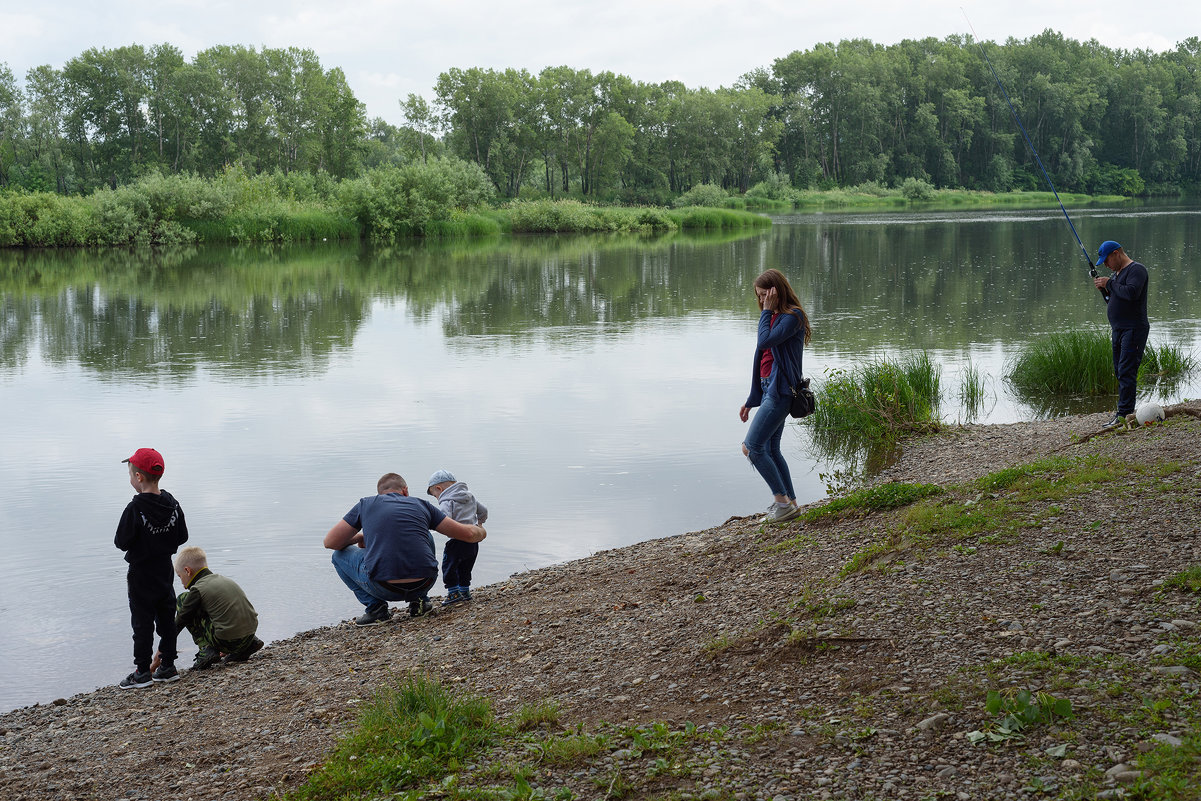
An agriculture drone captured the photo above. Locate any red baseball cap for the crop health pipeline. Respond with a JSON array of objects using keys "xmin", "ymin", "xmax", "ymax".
[{"xmin": 122, "ymin": 448, "xmax": 165, "ymax": 477}]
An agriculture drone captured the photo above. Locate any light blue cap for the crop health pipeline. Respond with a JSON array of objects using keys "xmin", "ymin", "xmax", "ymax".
[{"xmin": 426, "ymin": 469, "xmax": 456, "ymax": 493}]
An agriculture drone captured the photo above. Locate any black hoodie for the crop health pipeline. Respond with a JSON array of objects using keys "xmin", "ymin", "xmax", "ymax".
[{"xmin": 114, "ymin": 490, "xmax": 189, "ymax": 587}]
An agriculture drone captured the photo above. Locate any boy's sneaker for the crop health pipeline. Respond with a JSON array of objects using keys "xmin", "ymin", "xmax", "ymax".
[
  {"xmin": 764, "ymin": 501, "xmax": 802, "ymax": 524},
  {"xmin": 461, "ymin": 588, "xmax": 471, "ymax": 601},
  {"xmin": 441, "ymin": 590, "xmax": 466, "ymax": 607},
  {"xmin": 1100, "ymin": 411, "xmax": 1124, "ymax": 429},
  {"xmin": 354, "ymin": 603, "xmax": 392, "ymax": 627},
  {"xmin": 152, "ymin": 663, "xmax": 180, "ymax": 683},
  {"xmin": 225, "ymin": 637, "xmax": 264, "ymax": 663},
  {"xmin": 193, "ymin": 647, "xmax": 222, "ymax": 670},
  {"xmin": 118, "ymin": 669, "xmax": 153, "ymax": 690},
  {"xmin": 409, "ymin": 598, "xmax": 434, "ymax": 618}
]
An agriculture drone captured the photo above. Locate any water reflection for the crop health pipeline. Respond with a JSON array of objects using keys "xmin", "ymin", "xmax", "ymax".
[{"xmin": 1, "ymin": 208, "xmax": 1199, "ymax": 712}]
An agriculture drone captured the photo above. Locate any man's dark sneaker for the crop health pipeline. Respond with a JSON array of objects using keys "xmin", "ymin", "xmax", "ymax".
[
  {"xmin": 409, "ymin": 598, "xmax": 434, "ymax": 618},
  {"xmin": 354, "ymin": 603, "xmax": 392, "ymax": 627},
  {"xmin": 118, "ymin": 669, "xmax": 153, "ymax": 690},
  {"xmin": 193, "ymin": 646, "xmax": 222, "ymax": 670},
  {"xmin": 225, "ymin": 637, "xmax": 264, "ymax": 663},
  {"xmin": 441, "ymin": 590, "xmax": 466, "ymax": 607},
  {"xmin": 152, "ymin": 663, "xmax": 180, "ymax": 683},
  {"xmin": 1101, "ymin": 411, "xmax": 1124, "ymax": 429}
]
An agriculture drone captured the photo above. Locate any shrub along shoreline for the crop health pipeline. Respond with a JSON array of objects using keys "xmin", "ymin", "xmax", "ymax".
[
  {"xmin": 0, "ymin": 161, "xmax": 771, "ymax": 248},
  {"xmin": 0, "ymin": 159, "xmax": 1133, "ymax": 249}
]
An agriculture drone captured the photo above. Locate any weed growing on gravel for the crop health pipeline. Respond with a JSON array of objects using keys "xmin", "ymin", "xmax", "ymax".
[
  {"xmin": 528, "ymin": 731, "xmax": 608, "ymax": 766},
  {"xmin": 287, "ymin": 672, "xmax": 495, "ymax": 800},
  {"xmin": 965, "ymin": 689, "xmax": 1074, "ymax": 743},
  {"xmin": 803, "ymin": 482, "xmax": 943, "ymax": 523},
  {"xmin": 513, "ymin": 700, "xmax": 562, "ymax": 731},
  {"xmin": 703, "ymin": 634, "xmax": 736, "ymax": 655},
  {"xmin": 1162, "ymin": 565, "xmax": 1201, "ymax": 594}
]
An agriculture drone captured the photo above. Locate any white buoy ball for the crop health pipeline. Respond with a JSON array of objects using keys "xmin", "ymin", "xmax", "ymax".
[{"xmin": 1135, "ymin": 403, "xmax": 1165, "ymax": 426}]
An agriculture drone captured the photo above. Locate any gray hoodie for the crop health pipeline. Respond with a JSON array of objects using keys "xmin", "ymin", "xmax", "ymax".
[{"xmin": 437, "ymin": 481, "xmax": 488, "ymax": 526}]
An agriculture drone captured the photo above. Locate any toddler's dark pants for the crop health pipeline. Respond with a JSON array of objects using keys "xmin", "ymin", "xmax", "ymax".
[{"xmin": 442, "ymin": 540, "xmax": 479, "ymax": 589}]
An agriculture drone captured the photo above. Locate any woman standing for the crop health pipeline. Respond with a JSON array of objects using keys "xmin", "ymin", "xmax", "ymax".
[{"xmin": 739, "ymin": 269, "xmax": 811, "ymax": 523}]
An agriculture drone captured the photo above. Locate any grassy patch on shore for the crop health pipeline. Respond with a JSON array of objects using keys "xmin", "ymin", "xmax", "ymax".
[
  {"xmin": 807, "ymin": 353, "xmax": 942, "ymax": 462},
  {"xmin": 1008, "ymin": 330, "xmax": 1197, "ymax": 396}
]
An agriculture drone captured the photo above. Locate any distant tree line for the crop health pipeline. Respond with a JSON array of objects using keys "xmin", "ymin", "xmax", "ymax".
[{"xmin": 2, "ymin": 31, "xmax": 1200, "ymax": 202}]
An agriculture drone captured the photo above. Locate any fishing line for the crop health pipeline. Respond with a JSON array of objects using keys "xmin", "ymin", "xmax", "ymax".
[{"xmin": 961, "ymin": 9, "xmax": 1108, "ymax": 300}]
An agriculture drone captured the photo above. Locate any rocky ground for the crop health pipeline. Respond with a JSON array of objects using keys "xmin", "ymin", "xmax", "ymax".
[{"xmin": 3, "ymin": 403, "xmax": 1201, "ymax": 801}]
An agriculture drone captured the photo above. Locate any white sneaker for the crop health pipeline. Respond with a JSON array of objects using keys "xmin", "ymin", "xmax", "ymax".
[{"xmin": 764, "ymin": 501, "xmax": 801, "ymax": 523}]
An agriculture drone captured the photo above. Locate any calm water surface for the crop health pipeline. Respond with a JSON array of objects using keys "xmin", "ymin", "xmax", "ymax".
[{"xmin": 2, "ymin": 206, "xmax": 1199, "ymax": 711}]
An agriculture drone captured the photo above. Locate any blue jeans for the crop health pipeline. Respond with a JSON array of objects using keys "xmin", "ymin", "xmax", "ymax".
[
  {"xmin": 743, "ymin": 379, "xmax": 796, "ymax": 500},
  {"xmin": 330, "ymin": 547, "xmax": 434, "ymax": 609},
  {"xmin": 1112, "ymin": 326, "xmax": 1149, "ymax": 416}
]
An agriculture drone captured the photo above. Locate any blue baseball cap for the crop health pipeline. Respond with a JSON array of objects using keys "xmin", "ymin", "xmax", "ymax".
[
  {"xmin": 426, "ymin": 469, "xmax": 456, "ymax": 494},
  {"xmin": 1096, "ymin": 240, "xmax": 1122, "ymax": 265}
]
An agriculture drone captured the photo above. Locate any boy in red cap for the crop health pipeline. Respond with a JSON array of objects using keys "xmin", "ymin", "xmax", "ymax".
[{"xmin": 114, "ymin": 448, "xmax": 189, "ymax": 689}]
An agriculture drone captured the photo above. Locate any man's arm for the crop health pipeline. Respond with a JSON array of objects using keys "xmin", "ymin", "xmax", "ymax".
[
  {"xmin": 324, "ymin": 519, "xmax": 363, "ymax": 550},
  {"xmin": 435, "ymin": 517, "xmax": 487, "ymax": 543}
]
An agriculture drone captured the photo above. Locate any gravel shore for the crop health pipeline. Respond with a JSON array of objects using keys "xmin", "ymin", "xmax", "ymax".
[{"xmin": 3, "ymin": 403, "xmax": 1200, "ymax": 800}]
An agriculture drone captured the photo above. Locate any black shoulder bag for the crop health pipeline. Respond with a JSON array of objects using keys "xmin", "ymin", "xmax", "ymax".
[{"xmin": 789, "ymin": 376, "xmax": 816, "ymax": 419}]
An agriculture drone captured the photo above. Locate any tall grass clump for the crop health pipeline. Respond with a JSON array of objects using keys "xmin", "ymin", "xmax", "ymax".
[
  {"xmin": 1140, "ymin": 341, "xmax": 1197, "ymax": 388},
  {"xmin": 1007, "ymin": 330, "xmax": 1115, "ymax": 394},
  {"xmin": 959, "ymin": 361, "xmax": 988, "ymax": 420},
  {"xmin": 288, "ymin": 672, "xmax": 495, "ymax": 800},
  {"xmin": 1009, "ymin": 330, "xmax": 1197, "ymax": 395},
  {"xmin": 811, "ymin": 353, "xmax": 942, "ymax": 444}
]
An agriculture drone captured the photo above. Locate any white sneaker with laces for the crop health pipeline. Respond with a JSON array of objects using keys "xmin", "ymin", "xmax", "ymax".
[{"xmin": 764, "ymin": 501, "xmax": 801, "ymax": 523}]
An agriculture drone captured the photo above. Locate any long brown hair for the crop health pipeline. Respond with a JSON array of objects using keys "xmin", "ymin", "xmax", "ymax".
[{"xmin": 754, "ymin": 269, "xmax": 811, "ymax": 344}]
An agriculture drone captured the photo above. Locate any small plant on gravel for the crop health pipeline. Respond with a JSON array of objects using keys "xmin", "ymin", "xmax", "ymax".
[
  {"xmin": 965, "ymin": 689, "xmax": 1073, "ymax": 744},
  {"xmin": 512, "ymin": 700, "xmax": 562, "ymax": 732},
  {"xmin": 703, "ymin": 634, "xmax": 736, "ymax": 655},
  {"xmin": 499, "ymin": 771, "xmax": 550, "ymax": 800},
  {"xmin": 804, "ymin": 481, "xmax": 943, "ymax": 523},
  {"xmin": 1163, "ymin": 565, "xmax": 1201, "ymax": 594},
  {"xmin": 531, "ymin": 731, "xmax": 608, "ymax": 766}
]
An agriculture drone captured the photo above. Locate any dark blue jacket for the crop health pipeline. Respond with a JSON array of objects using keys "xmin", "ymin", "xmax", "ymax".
[
  {"xmin": 745, "ymin": 309, "xmax": 807, "ymax": 408},
  {"xmin": 1106, "ymin": 261, "xmax": 1149, "ymax": 329}
]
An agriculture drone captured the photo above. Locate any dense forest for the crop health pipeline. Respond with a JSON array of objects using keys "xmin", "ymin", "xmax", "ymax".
[{"xmin": 1, "ymin": 31, "xmax": 1199, "ymax": 203}]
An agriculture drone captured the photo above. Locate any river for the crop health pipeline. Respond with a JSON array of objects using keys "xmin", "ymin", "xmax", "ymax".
[{"xmin": 2, "ymin": 204, "xmax": 1198, "ymax": 711}]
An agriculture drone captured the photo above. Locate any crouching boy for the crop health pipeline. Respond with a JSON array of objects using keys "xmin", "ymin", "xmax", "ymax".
[{"xmin": 174, "ymin": 546, "xmax": 262, "ymax": 669}]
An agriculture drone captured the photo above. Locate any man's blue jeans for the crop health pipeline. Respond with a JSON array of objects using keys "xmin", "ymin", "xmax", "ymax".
[
  {"xmin": 330, "ymin": 547, "xmax": 433, "ymax": 609},
  {"xmin": 743, "ymin": 383, "xmax": 797, "ymax": 500},
  {"xmin": 1112, "ymin": 326, "xmax": 1149, "ymax": 416}
]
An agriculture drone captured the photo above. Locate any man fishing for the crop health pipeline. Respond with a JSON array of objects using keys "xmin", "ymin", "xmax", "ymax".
[{"xmin": 1093, "ymin": 240, "xmax": 1150, "ymax": 429}]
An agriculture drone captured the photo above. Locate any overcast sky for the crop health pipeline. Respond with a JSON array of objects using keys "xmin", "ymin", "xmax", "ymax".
[{"xmin": 2, "ymin": 1, "xmax": 1196, "ymax": 126}]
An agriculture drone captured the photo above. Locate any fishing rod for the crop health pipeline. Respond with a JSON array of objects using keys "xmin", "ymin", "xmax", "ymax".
[{"xmin": 962, "ymin": 11, "xmax": 1109, "ymax": 301}]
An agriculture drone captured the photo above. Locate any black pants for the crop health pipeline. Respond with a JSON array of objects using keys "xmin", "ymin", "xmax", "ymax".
[
  {"xmin": 128, "ymin": 572, "xmax": 178, "ymax": 671},
  {"xmin": 1112, "ymin": 325, "xmax": 1149, "ymax": 416},
  {"xmin": 442, "ymin": 540, "xmax": 479, "ymax": 589}
]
